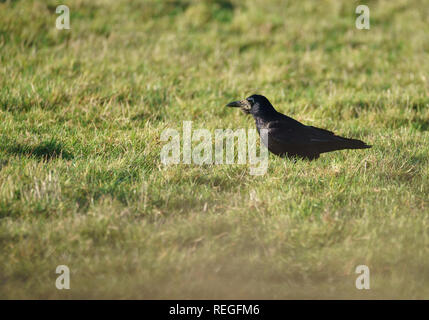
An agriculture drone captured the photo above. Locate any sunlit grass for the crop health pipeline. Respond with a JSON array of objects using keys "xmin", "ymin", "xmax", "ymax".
[{"xmin": 0, "ymin": 0, "xmax": 428, "ymax": 299}]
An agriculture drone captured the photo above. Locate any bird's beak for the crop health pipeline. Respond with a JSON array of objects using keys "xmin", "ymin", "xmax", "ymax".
[
  {"xmin": 226, "ymin": 100, "xmax": 245, "ymax": 108},
  {"xmin": 226, "ymin": 99, "xmax": 251, "ymax": 114}
]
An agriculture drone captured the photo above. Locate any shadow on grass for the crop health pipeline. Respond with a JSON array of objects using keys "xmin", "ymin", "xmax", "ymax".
[{"xmin": 3, "ymin": 140, "xmax": 74, "ymax": 160}]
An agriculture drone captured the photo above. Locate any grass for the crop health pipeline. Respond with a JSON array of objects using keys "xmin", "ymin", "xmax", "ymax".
[{"xmin": 0, "ymin": 0, "xmax": 428, "ymax": 299}]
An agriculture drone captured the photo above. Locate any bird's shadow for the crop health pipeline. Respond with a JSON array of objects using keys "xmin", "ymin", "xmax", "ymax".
[{"xmin": 2, "ymin": 139, "xmax": 74, "ymax": 161}]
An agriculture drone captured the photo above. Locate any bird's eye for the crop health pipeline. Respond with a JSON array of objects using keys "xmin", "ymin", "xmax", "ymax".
[{"xmin": 247, "ymin": 97, "xmax": 254, "ymax": 104}]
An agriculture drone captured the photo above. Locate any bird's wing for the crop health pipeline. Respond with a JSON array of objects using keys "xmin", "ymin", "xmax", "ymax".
[
  {"xmin": 307, "ymin": 126, "xmax": 334, "ymax": 136},
  {"xmin": 266, "ymin": 121, "xmax": 321, "ymax": 144},
  {"xmin": 267, "ymin": 121, "xmax": 369, "ymax": 154}
]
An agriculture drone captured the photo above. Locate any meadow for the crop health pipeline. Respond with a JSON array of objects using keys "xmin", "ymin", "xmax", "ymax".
[{"xmin": 0, "ymin": 0, "xmax": 428, "ymax": 299}]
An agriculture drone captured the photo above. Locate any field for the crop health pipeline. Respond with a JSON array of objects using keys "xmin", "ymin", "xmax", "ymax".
[{"xmin": 0, "ymin": 0, "xmax": 428, "ymax": 299}]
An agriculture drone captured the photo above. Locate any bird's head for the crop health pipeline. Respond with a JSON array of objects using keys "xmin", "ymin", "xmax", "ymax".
[{"xmin": 226, "ymin": 94, "xmax": 274, "ymax": 115}]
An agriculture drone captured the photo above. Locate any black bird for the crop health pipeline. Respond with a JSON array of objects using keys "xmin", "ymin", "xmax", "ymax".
[{"xmin": 226, "ymin": 94, "xmax": 371, "ymax": 160}]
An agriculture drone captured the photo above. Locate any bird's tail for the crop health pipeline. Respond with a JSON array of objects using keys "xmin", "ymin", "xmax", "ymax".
[{"xmin": 335, "ymin": 136, "xmax": 371, "ymax": 150}]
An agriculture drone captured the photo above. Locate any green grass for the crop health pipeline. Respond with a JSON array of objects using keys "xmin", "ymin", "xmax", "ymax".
[{"xmin": 0, "ymin": 0, "xmax": 428, "ymax": 299}]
